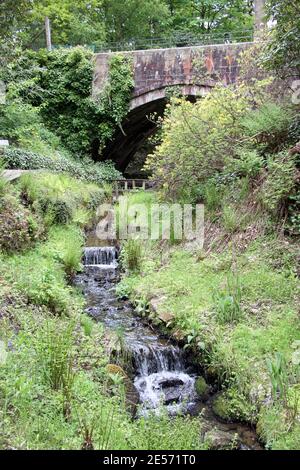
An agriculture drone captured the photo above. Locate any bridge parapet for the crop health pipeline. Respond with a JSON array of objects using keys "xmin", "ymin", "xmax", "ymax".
[
  {"xmin": 93, "ymin": 42, "xmax": 255, "ymax": 170},
  {"xmin": 94, "ymin": 42, "xmax": 254, "ymax": 109}
]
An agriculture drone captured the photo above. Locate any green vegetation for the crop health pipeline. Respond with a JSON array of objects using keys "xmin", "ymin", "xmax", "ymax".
[
  {"xmin": 0, "ymin": 172, "xmax": 207, "ymax": 450},
  {"xmin": 1, "ymin": 0, "xmax": 300, "ymax": 453},
  {"xmin": 1, "ymin": 1, "xmax": 255, "ymax": 50},
  {"xmin": 119, "ymin": 229, "xmax": 299, "ymax": 448},
  {"xmin": 116, "ymin": 42, "xmax": 299, "ymax": 450},
  {"xmin": 0, "ymin": 47, "xmax": 133, "ymax": 161}
]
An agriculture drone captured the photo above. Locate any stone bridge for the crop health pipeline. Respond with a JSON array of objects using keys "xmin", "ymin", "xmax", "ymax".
[{"xmin": 93, "ymin": 42, "xmax": 254, "ymax": 171}]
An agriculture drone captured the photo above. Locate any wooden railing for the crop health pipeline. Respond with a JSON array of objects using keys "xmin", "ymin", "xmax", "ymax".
[{"xmin": 112, "ymin": 179, "xmax": 154, "ymax": 196}]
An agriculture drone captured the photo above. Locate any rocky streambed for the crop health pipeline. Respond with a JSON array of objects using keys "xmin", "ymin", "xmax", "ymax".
[{"xmin": 75, "ymin": 244, "xmax": 262, "ymax": 450}]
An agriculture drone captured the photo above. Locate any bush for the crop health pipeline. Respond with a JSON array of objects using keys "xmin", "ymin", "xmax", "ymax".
[
  {"xmin": 3, "ymin": 147, "xmax": 122, "ymax": 183},
  {"xmin": 241, "ymin": 103, "xmax": 293, "ymax": 152},
  {"xmin": 145, "ymin": 85, "xmax": 261, "ymax": 203},
  {"xmin": 225, "ymin": 149, "xmax": 264, "ymax": 178},
  {"xmin": 0, "ymin": 194, "xmax": 41, "ymax": 253},
  {"xmin": 260, "ymin": 152, "xmax": 296, "ymax": 215},
  {"xmin": 2, "ymin": 47, "xmax": 133, "ymax": 159},
  {"xmin": 0, "ymin": 99, "xmax": 60, "ymax": 155},
  {"xmin": 18, "ymin": 172, "xmax": 109, "ymax": 228}
]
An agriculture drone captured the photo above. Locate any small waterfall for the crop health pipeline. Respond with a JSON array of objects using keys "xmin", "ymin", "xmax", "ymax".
[
  {"xmin": 132, "ymin": 343, "xmax": 196, "ymax": 415},
  {"xmin": 132, "ymin": 343, "xmax": 184, "ymax": 376},
  {"xmin": 83, "ymin": 247, "xmax": 118, "ymax": 267}
]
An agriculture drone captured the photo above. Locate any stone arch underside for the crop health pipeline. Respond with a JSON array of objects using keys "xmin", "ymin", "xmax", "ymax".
[{"xmin": 101, "ymin": 84, "xmax": 211, "ymax": 172}]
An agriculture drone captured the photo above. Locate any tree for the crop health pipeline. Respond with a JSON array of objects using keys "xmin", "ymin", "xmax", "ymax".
[
  {"xmin": 0, "ymin": 0, "xmax": 32, "ymax": 40},
  {"xmin": 102, "ymin": 0, "xmax": 170, "ymax": 44},
  {"xmin": 164, "ymin": 1, "xmax": 254, "ymax": 36},
  {"xmin": 0, "ymin": 0, "xmax": 106, "ymax": 49},
  {"xmin": 264, "ymin": 0, "xmax": 300, "ymax": 77}
]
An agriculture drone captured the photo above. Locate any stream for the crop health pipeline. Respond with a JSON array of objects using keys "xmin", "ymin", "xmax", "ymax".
[{"xmin": 75, "ymin": 241, "xmax": 262, "ymax": 450}]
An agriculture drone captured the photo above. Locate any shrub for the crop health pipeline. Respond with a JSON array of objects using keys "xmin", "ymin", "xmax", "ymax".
[
  {"xmin": 2, "ymin": 47, "xmax": 133, "ymax": 159},
  {"xmin": 18, "ymin": 172, "xmax": 108, "ymax": 228},
  {"xmin": 260, "ymin": 152, "xmax": 296, "ymax": 215},
  {"xmin": 0, "ymin": 195, "xmax": 41, "ymax": 253},
  {"xmin": 3, "ymin": 147, "xmax": 122, "ymax": 183},
  {"xmin": 145, "ymin": 86, "xmax": 252, "ymax": 203},
  {"xmin": 0, "ymin": 99, "xmax": 60, "ymax": 155},
  {"xmin": 241, "ymin": 102, "xmax": 293, "ymax": 152},
  {"xmin": 225, "ymin": 149, "xmax": 264, "ymax": 178}
]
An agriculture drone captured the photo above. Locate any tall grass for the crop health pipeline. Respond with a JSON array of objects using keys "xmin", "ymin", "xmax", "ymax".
[
  {"xmin": 120, "ymin": 239, "xmax": 143, "ymax": 273},
  {"xmin": 213, "ymin": 273, "xmax": 242, "ymax": 324},
  {"xmin": 37, "ymin": 320, "xmax": 75, "ymax": 392}
]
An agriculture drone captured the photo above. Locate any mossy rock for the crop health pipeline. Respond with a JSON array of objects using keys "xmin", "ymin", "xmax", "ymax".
[
  {"xmin": 195, "ymin": 376, "xmax": 210, "ymax": 401},
  {"xmin": 205, "ymin": 429, "xmax": 240, "ymax": 450},
  {"xmin": 212, "ymin": 392, "xmax": 233, "ymax": 421},
  {"xmin": 212, "ymin": 389, "xmax": 256, "ymax": 423}
]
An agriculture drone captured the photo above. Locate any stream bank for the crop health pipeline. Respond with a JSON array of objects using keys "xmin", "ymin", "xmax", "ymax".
[{"xmin": 75, "ymin": 242, "xmax": 262, "ymax": 450}]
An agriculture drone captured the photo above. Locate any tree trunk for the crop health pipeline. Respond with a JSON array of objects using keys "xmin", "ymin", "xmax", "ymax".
[{"xmin": 254, "ymin": 0, "xmax": 266, "ymax": 33}]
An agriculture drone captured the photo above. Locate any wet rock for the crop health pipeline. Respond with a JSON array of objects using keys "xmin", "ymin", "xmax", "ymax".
[
  {"xmin": 149, "ymin": 297, "xmax": 175, "ymax": 325},
  {"xmin": 160, "ymin": 378, "xmax": 184, "ymax": 389},
  {"xmin": 125, "ymin": 378, "xmax": 140, "ymax": 416},
  {"xmin": 205, "ymin": 429, "xmax": 240, "ymax": 450},
  {"xmin": 159, "ymin": 378, "xmax": 186, "ymax": 405},
  {"xmin": 212, "ymin": 392, "xmax": 233, "ymax": 422},
  {"xmin": 195, "ymin": 376, "xmax": 210, "ymax": 401}
]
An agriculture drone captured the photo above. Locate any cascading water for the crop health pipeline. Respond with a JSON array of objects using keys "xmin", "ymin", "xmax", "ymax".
[
  {"xmin": 131, "ymin": 342, "xmax": 197, "ymax": 415},
  {"xmin": 84, "ymin": 246, "xmax": 118, "ymax": 268},
  {"xmin": 74, "ymin": 242, "xmax": 261, "ymax": 449},
  {"xmin": 76, "ymin": 245, "xmax": 197, "ymax": 416}
]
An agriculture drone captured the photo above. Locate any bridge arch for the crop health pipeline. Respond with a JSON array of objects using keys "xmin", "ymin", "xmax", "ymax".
[
  {"xmin": 102, "ymin": 84, "xmax": 211, "ymax": 172},
  {"xmin": 93, "ymin": 42, "xmax": 253, "ymax": 171}
]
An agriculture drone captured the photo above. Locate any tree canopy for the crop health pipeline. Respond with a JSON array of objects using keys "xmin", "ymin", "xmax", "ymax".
[
  {"xmin": 0, "ymin": 0, "xmax": 256, "ymax": 49},
  {"xmin": 264, "ymin": 0, "xmax": 300, "ymax": 77}
]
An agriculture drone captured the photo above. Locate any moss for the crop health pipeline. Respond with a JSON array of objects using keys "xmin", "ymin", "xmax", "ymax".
[
  {"xmin": 195, "ymin": 376, "xmax": 210, "ymax": 400},
  {"xmin": 212, "ymin": 389, "xmax": 257, "ymax": 423},
  {"xmin": 212, "ymin": 393, "xmax": 233, "ymax": 421}
]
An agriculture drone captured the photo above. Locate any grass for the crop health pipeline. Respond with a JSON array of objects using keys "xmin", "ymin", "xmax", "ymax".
[
  {"xmin": 119, "ymin": 234, "xmax": 300, "ymax": 449},
  {"xmin": 0, "ymin": 225, "xmax": 84, "ymax": 314},
  {"xmin": 0, "ymin": 174, "xmax": 207, "ymax": 451}
]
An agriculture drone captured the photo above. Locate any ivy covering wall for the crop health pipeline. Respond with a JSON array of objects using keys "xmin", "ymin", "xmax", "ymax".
[{"xmin": 0, "ymin": 47, "xmax": 134, "ymax": 161}]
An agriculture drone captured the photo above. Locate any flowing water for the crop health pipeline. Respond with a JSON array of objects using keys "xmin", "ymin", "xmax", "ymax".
[{"xmin": 75, "ymin": 244, "xmax": 262, "ymax": 450}]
